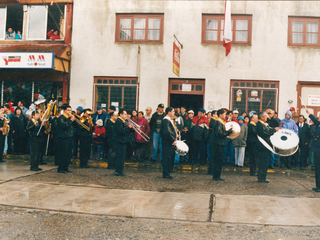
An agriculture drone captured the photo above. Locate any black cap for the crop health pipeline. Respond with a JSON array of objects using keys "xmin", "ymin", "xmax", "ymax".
[{"xmin": 158, "ymin": 103, "xmax": 164, "ymax": 108}]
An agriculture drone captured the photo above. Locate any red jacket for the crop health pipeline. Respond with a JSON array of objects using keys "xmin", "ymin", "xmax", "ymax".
[
  {"xmin": 47, "ymin": 30, "xmax": 60, "ymax": 40},
  {"xmin": 135, "ymin": 117, "xmax": 150, "ymax": 143},
  {"xmin": 192, "ymin": 116, "xmax": 209, "ymax": 126}
]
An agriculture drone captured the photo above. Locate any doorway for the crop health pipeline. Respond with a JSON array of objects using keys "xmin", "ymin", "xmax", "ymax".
[
  {"xmin": 297, "ymin": 81, "xmax": 320, "ymax": 117},
  {"xmin": 168, "ymin": 78, "xmax": 205, "ymax": 112},
  {"xmin": 170, "ymin": 94, "xmax": 203, "ymax": 112}
]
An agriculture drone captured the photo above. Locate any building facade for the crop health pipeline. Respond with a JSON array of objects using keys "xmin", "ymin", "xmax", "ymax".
[
  {"xmin": 70, "ymin": 0, "xmax": 320, "ymax": 117},
  {"xmin": 0, "ymin": 0, "xmax": 73, "ymax": 107}
]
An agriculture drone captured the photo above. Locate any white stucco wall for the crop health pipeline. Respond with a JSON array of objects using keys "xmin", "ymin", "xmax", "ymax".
[{"xmin": 70, "ymin": 0, "xmax": 320, "ymax": 117}]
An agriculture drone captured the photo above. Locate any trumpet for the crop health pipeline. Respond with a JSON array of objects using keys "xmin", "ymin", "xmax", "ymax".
[{"xmin": 125, "ymin": 117, "xmax": 150, "ymax": 142}]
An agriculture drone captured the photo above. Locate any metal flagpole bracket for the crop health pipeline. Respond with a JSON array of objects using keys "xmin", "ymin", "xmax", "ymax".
[{"xmin": 174, "ymin": 35, "xmax": 183, "ymax": 49}]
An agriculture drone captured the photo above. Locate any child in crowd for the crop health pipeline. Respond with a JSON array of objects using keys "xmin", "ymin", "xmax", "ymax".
[{"xmin": 92, "ymin": 119, "xmax": 105, "ymax": 160}]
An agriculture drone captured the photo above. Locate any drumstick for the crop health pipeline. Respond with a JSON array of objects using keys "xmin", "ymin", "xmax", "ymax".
[{"xmin": 299, "ymin": 96, "xmax": 308, "ymax": 110}]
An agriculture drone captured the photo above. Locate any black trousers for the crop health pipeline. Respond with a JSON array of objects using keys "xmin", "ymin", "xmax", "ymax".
[
  {"xmin": 212, "ymin": 144, "xmax": 225, "ymax": 179},
  {"xmin": 162, "ymin": 140, "xmax": 175, "ymax": 177},
  {"xmin": 257, "ymin": 148, "xmax": 270, "ymax": 181},
  {"xmin": 79, "ymin": 136, "xmax": 92, "ymax": 167},
  {"xmin": 314, "ymin": 152, "xmax": 320, "ymax": 188},
  {"xmin": 30, "ymin": 137, "xmax": 41, "ymax": 169},
  {"xmin": 14, "ymin": 137, "xmax": 26, "ymax": 154},
  {"xmin": 0, "ymin": 135, "xmax": 5, "ymax": 161},
  {"xmin": 134, "ymin": 142, "xmax": 145, "ymax": 161},
  {"xmin": 58, "ymin": 138, "xmax": 73, "ymax": 172},
  {"xmin": 208, "ymin": 142, "xmax": 215, "ymax": 174},
  {"xmin": 115, "ymin": 142, "xmax": 126, "ymax": 174},
  {"xmin": 53, "ymin": 136, "xmax": 60, "ymax": 165},
  {"xmin": 107, "ymin": 141, "xmax": 116, "ymax": 169},
  {"xmin": 247, "ymin": 143, "xmax": 257, "ymax": 174}
]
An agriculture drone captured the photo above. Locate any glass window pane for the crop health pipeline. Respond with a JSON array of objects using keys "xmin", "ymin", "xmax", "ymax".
[
  {"xmin": 253, "ymin": 83, "xmax": 257, "ymax": 87},
  {"xmin": 96, "ymin": 86, "xmax": 109, "ymax": 109},
  {"xmin": 120, "ymin": 80, "xmax": 124, "ymax": 84},
  {"xmin": 126, "ymin": 80, "xmax": 130, "ymax": 84},
  {"xmin": 114, "ymin": 80, "xmax": 119, "ymax": 84},
  {"xmin": 134, "ymin": 30, "xmax": 145, "ymax": 40},
  {"xmin": 264, "ymin": 83, "xmax": 269, "ymax": 88},
  {"xmin": 172, "ymin": 84, "xmax": 179, "ymax": 90},
  {"xmin": 234, "ymin": 82, "xmax": 239, "ymax": 87},
  {"xmin": 0, "ymin": 7, "xmax": 6, "ymax": 40},
  {"xmin": 292, "ymin": 21, "xmax": 303, "ymax": 32},
  {"xmin": 109, "ymin": 79, "xmax": 113, "ymax": 84},
  {"xmin": 271, "ymin": 84, "xmax": 276, "ymax": 88},
  {"xmin": 246, "ymin": 83, "xmax": 251, "ymax": 87},
  {"xmin": 307, "ymin": 22, "xmax": 318, "ymax": 32},
  {"xmin": 207, "ymin": 19, "xmax": 218, "ymax": 30},
  {"xmin": 27, "ymin": 5, "xmax": 47, "ymax": 40},
  {"xmin": 258, "ymin": 83, "xmax": 263, "ymax": 87},
  {"xmin": 236, "ymin": 20, "xmax": 248, "ymax": 30},
  {"xmin": 195, "ymin": 85, "xmax": 203, "ymax": 91},
  {"xmin": 292, "ymin": 33, "xmax": 303, "ymax": 43},
  {"xmin": 307, "ymin": 33, "xmax": 318, "ymax": 44},
  {"xmin": 206, "ymin": 31, "xmax": 217, "ymax": 41},
  {"xmin": 262, "ymin": 90, "xmax": 276, "ymax": 111},
  {"xmin": 120, "ymin": 30, "xmax": 131, "ymax": 40},
  {"xmin": 235, "ymin": 31, "xmax": 247, "ymax": 42},
  {"xmin": 240, "ymin": 82, "xmax": 245, "ymax": 87},
  {"xmin": 123, "ymin": 86, "xmax": 137, "ymax": 112},
  {"xmin": 148, "ymin": 30, "xmax": 159, "ymax": 40},
  {"xmin": 120, "ymin": 19, "xmax": 131, "ymax": 29},
  {"xmin": 97, "ymin": 79, "xmax": 102, "ymax": 84},
  {"xmin": 149, "ymin": 18, "xmax": 160, "ymax": 29},
  {"xmin": 110, "ymin": 86, "xmax": 122, "ymax": 108},
  {"xmin": 232, "ymin": 89, "xmax": 247, "ymax": 114},
  {"xmin": 103, "ymin": 79, "xmax": 108, "ymax": 84},
  {"xmin": 134, "ymin": 18, "xmax": 146, "ymax": 29}
]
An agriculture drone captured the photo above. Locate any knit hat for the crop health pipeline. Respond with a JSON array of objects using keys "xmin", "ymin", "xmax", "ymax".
[
  {"xmin": 96, "ymin": 119, "xmax": 103, "ymax": 127},
  {"xmin": 76, "ymin": 106, "xmax": 83, "ymax": 111},
  {"xmin": 97, "ymin": 106, "xmax": 102, "ymax": 110},
  {"xmin": 238, "ymin": 116, "xmax": 245, "ymax": 122},
  {"xmin": 109, "ymin": 105, "xmax": 116, "ymax": 111}
]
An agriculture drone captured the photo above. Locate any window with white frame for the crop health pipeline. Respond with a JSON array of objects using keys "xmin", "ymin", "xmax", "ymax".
[{"xmin": 0, "ymin": 4, "xmax": 65, "ymax": 41}]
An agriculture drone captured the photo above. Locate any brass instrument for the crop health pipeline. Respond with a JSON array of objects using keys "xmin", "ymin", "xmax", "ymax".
[
  {"xmin": 72, "ymin": 112, "xmax": 92, "ymax": 131},
  {"xmin": 125, "ymin": 117, "xmax": 150, "ymax": 142},
  {"xmin": 37, "ymin": 100, "xmax": 57, "ymax": 136},
  {"xmin": 2, "ymin": 114, "xmax": 10, "ymax": 136}
]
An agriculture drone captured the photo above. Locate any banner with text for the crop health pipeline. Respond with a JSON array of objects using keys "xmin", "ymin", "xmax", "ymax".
[
  {"xmin": 173, "ymin": 42, "xmax": 180, "ymax": 77},
  {"xmin": 0, "ymin": 52, "xmax": 54, "ymax": 69}
]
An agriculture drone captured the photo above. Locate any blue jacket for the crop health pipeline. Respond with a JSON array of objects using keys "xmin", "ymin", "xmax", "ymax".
[{"xmin": 280, "ymin": 110, "xmax": 298, "ymax": 134}]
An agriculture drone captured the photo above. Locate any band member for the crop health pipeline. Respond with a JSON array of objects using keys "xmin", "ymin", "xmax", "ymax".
[
  {"xmin": 306, "ymin": 109, "xmax": 320, "ymax": 192},
  {"xmin": 0, "ymin": 107, "xmax": 7, "ymax": 163},
  {"xmin": 51, "ymin": 108, "xmax": 61, "ymax": 166},
  {"xmin": 57, "ymin": 104, "xmax": 75, "ymax": 173},
  {"xmin": 247, "ymin": 113, "xmax": 259, "ymax": 176},
  {"xmin": 256, "ymin": 112, "xmax": 279, "ymax": 183},
  {"xmin": 112, "ymin": 109, "xmax": 133, "ymax": 176},
  {"xmin": 27, "ymin": 110, "xmax": 45, "ymax": 171},
  {"xmin": 78, "ymin": 109, "xmax": 94, "ymax": 168},
  {"xmin": 106, "ymin": 111, "xmax": 118, "ymax": 169},
  {"xmin": 212, "ymin": 109, "xmax": 233, "ymax": 181},
  {"xmin": 161, "ymin": 107, "xmax": 178, "ymax": 179},
  {"xmin": 208, "ymin": 111, "xmax": 218, "ymax": 175}
]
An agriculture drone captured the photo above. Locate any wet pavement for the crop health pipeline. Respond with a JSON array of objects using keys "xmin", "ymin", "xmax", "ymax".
[{"xmin": 1, "ymin": 156, "xmax": 320, "ymax": 239}]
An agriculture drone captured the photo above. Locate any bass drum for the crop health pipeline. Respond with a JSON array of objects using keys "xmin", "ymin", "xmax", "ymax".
[
  {"xmin": 270, "ymin": 129, "xmax": 299, "ymax": 156},
  {"xmin": 225, "ymin": 121, "xmax": 241, "ymax": 139}
]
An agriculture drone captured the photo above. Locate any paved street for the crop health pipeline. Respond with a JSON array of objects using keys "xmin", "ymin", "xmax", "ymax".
[{"xmin": 1, "ymin": 156, "xmax": 320, "ymax": 239}]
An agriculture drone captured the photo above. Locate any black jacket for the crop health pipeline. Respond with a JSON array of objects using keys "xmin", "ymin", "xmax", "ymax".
[
  {"xmin": 51, "ymin": 116, "xmax": 59, "ymax": 136},
  {"xmin": 112, "ymin": 117, "xmax": 132, "ymax": 144},
  {"xmin": 26, "ymin": 119, "xmax": 44, "ymax": 138},
  {"xmin": 309, "ymin": 114, "xmax": 320, "ymax": 154},
  {"xmin": 256, "ymin": 120, "xmax": 276, "ymax": 150},
  {"xmin": 77, "ymin": 119, "xmax": 93, "ymax": 138},
  {"xmin": 11, "ymin": 114, "xmax": 27, "ymax": 138},
  {"xmin": 212, "ymin": 118, "xmax": 231, "ymax": 146},
  {"xmin": 247, "ymin": 121, "xmax": 258, "ymax": 144},
  {"xmin": 149, "ymin": 112, "xmax": 165, "ymax": 133},
  {"xmin": 57, "ymin": 113, "xmax": 74, "ymax": 138},
  {"xmin": 269, "ymin": 117, "xmax": 280, "ymax": 128},
  {"xmin": 297, "ymin": 122, "xmax": 309, "ymax": 146},
  {"xmin": 106, "ymin": 119, "xmax": 115, "ymax": 144},
  {"xmin": 161, "ymin": 118, "xmax": 177, "ymax": 144},
  {"xmin": 0, "ymin": 118, "xmax": 4, "ymax": 136},
  {"xmin": 209, "ymin": 118, "xmax": 218, "ymax": 144}
]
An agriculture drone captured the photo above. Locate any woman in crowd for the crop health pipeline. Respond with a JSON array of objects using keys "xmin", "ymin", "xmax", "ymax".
[
  {"xmin": 11, "ymin": 107, "xmax": 27, "ymax": 154},
  {"xmin": 232, "ymin": 116, "xmax": 248, "ymax": 167},
  {"xmin": 133, "ymin": 111, "xmax": 150, "ymax": 162}
]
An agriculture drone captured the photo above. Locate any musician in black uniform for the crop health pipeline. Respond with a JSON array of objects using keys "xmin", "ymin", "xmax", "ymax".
[
  {"xmin": 27, "ymin": 110, "xmax": 45, "ymax": 171},
  {"xmin": 212, "ymin": 109, "xmax": 233, "ymax": 181},
  {"xmin": 247, "ymin": 113, "xmax": 259, "ymax": 176},
  {"xmin": 161, "ymin": 107, "xmax": 178, "ymax": 179},
  {"xmin": 0, "ymin": 107, "xmax": 7, "ymax": 163},
  {"xmin": 306, "ymin": 109, "xmax": 320, "ymax": 192},
  {"xmin": 112, "ymin": 109, "xmax": 133, "ymax": 176},
  {"xmin": 51, "ymin": 109, "xmax": 61, "ymax": 166},
  {"xmin": 78, "ymin": 109, "xmax": 94, "ymax": 168},
  {"xmin": 256, "ymin": 112, "xmax": 279, "ymax": 183},
  {"xmin": 106, "ymin": 111, "xmax": 118, "ymax": 169},
  {"xmin": 208, "ymin": 112, "xmax": 218, "ymax": 175},
  {"xmin": 57, "ymin": 104, "xmax": 75, "ymax": 173}
]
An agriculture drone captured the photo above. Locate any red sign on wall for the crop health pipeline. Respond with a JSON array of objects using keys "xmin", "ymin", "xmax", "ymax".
[{"xmin": 173, "ymin": 42, "xmax": 180, "ymax": 77}]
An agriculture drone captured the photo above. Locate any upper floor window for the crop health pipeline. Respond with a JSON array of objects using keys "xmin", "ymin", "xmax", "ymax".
[
  {"xmin": 202, "ymin": 14, "xmax": 252, "ymax": 45},
  {"xmin": 288, "ymin": 17, "xmax": 320, "ymax": 47},
  {"xmin": 116, "ymin": 14, "xmax": 164, "ymax": 43},
  {"xmin": 0, "ymin": 4, "xmax": 65, "ymax": 41}
]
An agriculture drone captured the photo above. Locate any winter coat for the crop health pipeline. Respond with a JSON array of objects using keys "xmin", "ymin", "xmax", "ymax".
[
  {"xmin": 192, "ymin": 116, "xmax": 209, "ymax": 142},
  {"xmin": 232, "ymin": 124, "xmax": 248, "ymax": 147},
  {"xmin": 11, "ymin": 114, "xmax": 27, "ymax": 139},
  {"xmin": 280, "ymin": 110, "xmax": 298, "ymax": 134},
  {"xmin": 135, "ymin": 117, "xmax": 150, "ymax": 143}
]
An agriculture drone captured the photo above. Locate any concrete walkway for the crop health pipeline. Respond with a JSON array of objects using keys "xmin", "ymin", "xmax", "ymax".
[{"xmin": 1, "ymin": 159, "xmax": 320, "ymax": 227}]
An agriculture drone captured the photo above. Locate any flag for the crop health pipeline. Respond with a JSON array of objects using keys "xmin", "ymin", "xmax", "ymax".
[{"xmin": 223, "ymin": 0, "xmax": 232, "ymax": 56}]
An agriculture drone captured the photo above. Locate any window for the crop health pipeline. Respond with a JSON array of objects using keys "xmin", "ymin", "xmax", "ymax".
[
  {"xmin": 94, "ymin": 77, "xmax": 138, "ymax": 111},
  {"xmin": 0, "ymin": 4, "xmax": 65, "ymax": 41},
  {"xmin": 202, "ymin": 15, "xmax": 252, "ymax": 45},
  {"xmin": 288, "ymin": 17, "xmax": 320, "ymax": 46},
  {"xmin": 230, "ymin": 80, "xmax": 279, "ymax": 114},
  {"xmin": 116, "ymin": 14, "xmax": 164, "ymax": 42}
]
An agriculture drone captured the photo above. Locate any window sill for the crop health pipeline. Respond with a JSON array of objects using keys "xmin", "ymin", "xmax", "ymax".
[
  {"xmin": 115, "ymin": 41, "xmax": 163, "ymax": 44},
  {"xmin": 0, "ymin": 40, "xmax": 65, "ymax": 44}
]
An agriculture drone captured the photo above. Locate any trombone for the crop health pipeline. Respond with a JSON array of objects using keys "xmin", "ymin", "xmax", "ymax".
[{"xmin": 125, "ymin": 117, "xmax": 150, "ymax": 142}]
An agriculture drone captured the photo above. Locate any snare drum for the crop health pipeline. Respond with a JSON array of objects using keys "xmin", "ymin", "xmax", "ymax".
[
  {"xmin": 175, "ymin": 140, "xmax": 189, "ymax": 156},
  {"xmin": 270, "ymin": 129, "xmax": 299, "ymax": 156}
]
